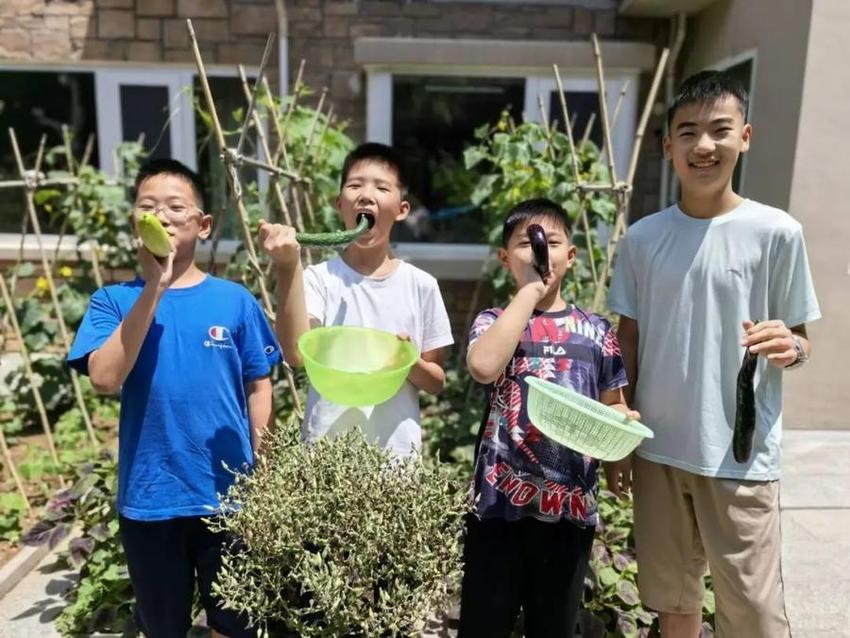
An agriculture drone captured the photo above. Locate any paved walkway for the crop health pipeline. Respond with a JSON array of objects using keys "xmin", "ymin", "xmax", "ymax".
[{"xmin": 1, "ymin": 430, "xmax": 848, "ymax": 637}]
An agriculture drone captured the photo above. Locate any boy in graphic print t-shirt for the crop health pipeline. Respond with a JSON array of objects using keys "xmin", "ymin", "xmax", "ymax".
[{"xmin": 459, "ymin": 199, "xmax": 636, "ymax": 638}]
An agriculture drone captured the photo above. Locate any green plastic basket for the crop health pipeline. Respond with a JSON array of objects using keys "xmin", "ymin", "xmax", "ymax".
[
  {"xmin": 298, "ymin": 326, "xmax": 418, "ymax": 407},
  {"xmin": 524, "ymin": 376, "xmax": 654, "ymax": 461}
]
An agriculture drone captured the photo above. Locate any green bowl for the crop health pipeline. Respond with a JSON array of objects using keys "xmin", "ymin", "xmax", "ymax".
[{"xmin": 298, "ymin": 326, "xmax": 418, "ymax": 407}]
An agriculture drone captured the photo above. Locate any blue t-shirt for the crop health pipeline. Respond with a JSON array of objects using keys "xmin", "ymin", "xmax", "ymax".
[
  {"xmin": 468, "ymin": 305, "xmax": 627, "ymax": 528},
  {"xmin": 67, "ymin": 275, "xmax": 282, "ymax": 521}
]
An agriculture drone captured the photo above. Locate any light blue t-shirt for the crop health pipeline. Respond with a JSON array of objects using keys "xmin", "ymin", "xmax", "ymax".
[
  {"xmin": 68, "ymin": 276, "xmax": 281, "ymax": 520},
  {"xmin": 608, "ymin": 200, "xmax": 820, "ymax": 480}
]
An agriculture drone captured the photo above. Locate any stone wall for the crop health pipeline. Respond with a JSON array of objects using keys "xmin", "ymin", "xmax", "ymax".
[{"xmin": 0, "ymin": 0, "xmax": 278, "ymax": 66}]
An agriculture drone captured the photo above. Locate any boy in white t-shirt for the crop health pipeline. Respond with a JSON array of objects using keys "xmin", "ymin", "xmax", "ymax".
[
  {"xmin": 259, "ymin": 143, "xmax": 454, "ymax": 457},
  {"xmin": 607, "ymin": 71, "xmax": 820, "ymax": 637}
]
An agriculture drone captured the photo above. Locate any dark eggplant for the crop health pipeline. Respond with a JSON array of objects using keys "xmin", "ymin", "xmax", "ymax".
[
  {"xmin": 527, "ymin": 223, "xmax": 550, "ymax": 280},
  {"xmin": 733, "ymin": 323, "xmax": 760, "ymax": 463}
]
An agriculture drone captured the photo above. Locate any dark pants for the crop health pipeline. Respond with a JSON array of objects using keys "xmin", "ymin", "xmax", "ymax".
[
  {"xmin": 458, "ymin": 515, "xmax": 595, "ymax": 638},
  {"xmin": 119, "ymin": 515, "xmax": 256, "ymax": 638}
]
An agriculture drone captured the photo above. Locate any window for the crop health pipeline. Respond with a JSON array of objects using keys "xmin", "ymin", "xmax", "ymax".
[
  {"xmin": 391, "ymin": 75, "xmax": 525, "ymax": 243},
  {"xmin": 0, "ymin": 70, "xmax": 99, "ymax": 232},
  {"xmin": 368, "ymin": 69, "xmax": 638, "ymax": 245},
  {"xmin": 0, "ymin": 65, "xmax": 261, "ymax": 237}
]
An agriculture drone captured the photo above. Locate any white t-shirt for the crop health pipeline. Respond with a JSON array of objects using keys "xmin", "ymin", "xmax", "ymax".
[
  {"xmin": 608, "ymin": 199, "xmax": 820, "ymax": 480},
  {"xmin": 301, "ymin": 256, "xmax": 454, "ymax": 457}
]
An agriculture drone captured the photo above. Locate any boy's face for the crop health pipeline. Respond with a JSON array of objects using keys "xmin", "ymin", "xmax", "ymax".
[
  {"xmin": 499, "ymin": 216, "xmax": 576, "ymax": 291},
  {"xmin": 336, "ymin": 160, "xmax": 410, "ymax": 249},
  {"xmin": 132, "ymin": 173, "xmax": 212, "ymax": 257},
  {"xmin": 664, "ymin": 95, "xmax": 751, "ymax": 196}
]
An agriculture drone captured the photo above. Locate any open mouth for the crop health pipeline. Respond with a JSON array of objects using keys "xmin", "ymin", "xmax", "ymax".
[{"xmin": 356, "ymin": 210, "xmax": 376, "ymax": 229}]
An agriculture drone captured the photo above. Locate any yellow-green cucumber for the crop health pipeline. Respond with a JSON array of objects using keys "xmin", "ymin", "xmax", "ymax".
[
  {"xmin": 295, "ymin": 213, "xmax": 374, "ymax": 247},
  {"xmin": 137, "ymin": 213, "xmax": 173, "ymax": 258}
]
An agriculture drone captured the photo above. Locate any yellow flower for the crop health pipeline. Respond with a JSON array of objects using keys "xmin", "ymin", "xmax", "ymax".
[
  {"xmin": 35, "ymin": 276, "xmax": 49, "ymax": 294},
  {"xmin": 59, "ymin": 266, "xmax": 73, "ymax": 278}
]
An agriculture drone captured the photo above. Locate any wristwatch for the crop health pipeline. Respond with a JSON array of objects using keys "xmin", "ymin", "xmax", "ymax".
[{"xmin": 785, "ymin": 334, "xmax": 809, "ymax": 370}]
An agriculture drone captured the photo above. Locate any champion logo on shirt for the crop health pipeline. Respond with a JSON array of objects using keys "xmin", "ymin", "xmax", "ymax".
[{"xmin": 204, "ymin": 325, "xmax": 233, "ymax": 350}]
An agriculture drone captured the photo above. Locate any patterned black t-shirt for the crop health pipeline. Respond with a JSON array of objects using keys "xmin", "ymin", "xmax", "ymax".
[{"xmin": 469, "ymin": 305, "xmax": 628, "ymax": 527}]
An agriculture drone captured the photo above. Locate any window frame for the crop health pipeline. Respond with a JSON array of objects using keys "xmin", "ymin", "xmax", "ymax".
[
  {"xmin": 366, "ymin": 64, "xmax": 640, "ymax": 274},
  {"xmin": 0, "ymin": 61, "xmax": 264, "ymax": 261}
]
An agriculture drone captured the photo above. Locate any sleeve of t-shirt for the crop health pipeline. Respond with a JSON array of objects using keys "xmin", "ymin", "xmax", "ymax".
[
  {"xmin": 237, "ymin": 296, "xmax": 283, "ymax": 382},
  {"xmin": 421, "ymin": 277, "xmax": 454, "ymax": 353},
  {"xmin": 598, "ymin": 318, "xmax": 628, "ymax": 392},
  {"xmin": 303, "ymin": 264, "xmax": 326, "ymax": 324},
  {"xmin": 66, "ymin": 287, "xmax": 122, "ymax": 375},
  {"xmin": 468, "ymin": 309, "xmax": 500, "ymax": 348},
  {"xmin": 768, "ymin": 225, "xmax": 821, "ymax": 328},
  {"xmin": 608, "ymin": 234, "xmax": 638, "ymax": 320}
]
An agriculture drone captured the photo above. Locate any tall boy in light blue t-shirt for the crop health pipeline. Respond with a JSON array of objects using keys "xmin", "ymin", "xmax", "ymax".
[
  {"xmin": 68, "ymin": 159, "xmax": 279, "ymax": 638},
  {"xmin": 607, "ymin": 71, "xmax": 819, "ymax": 638}
]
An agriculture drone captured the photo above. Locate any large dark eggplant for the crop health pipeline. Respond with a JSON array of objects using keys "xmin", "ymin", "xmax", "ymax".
[
  {"xmin": 733, "ymin": 325, "xmax": 759, "ymax": 463},
  {"xmin": 527, "ymin": 223, "xmax": 550, "ymax": 280}
]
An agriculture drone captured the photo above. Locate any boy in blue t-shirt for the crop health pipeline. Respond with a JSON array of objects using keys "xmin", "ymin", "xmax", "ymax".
[
  {"xmin": 459, "ymin": 199, "xmax": 637, "ymax": 638},
  {"xmin": 68, "ymin": 159, "xmax": 279, "ymax": 638}
]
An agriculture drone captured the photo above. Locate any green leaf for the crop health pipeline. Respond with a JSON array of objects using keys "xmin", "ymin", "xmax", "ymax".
[
  {"xmin": 597, "ymin": 566, "xmax": 619, "ymax": 587},
  {"xmin": 616, "ymin": 579, "xmax": 641, "ymax": 606},
  {"xmin": 463, "ymin": 146, "xmax": 487, "ymax": 170}
]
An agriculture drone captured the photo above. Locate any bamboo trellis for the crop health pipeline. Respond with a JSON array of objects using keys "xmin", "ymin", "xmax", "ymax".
[
  {"xmin": 458, "ymin": 35, "xmax": 670, "ymax": 362},
  {"xmin": 1, "ymin": 28, "xmax": 670, "ymax": 493}
]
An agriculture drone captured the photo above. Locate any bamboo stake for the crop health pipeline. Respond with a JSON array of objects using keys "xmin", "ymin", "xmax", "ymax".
[
  {"xmin": 235, "ymin": 33, "xmax": 276, "ymax": 159},
  {"xmin": 580, "ymin": 112, "xmax": 597, "ymax": 148},
  {"xmin": 34, "ymin": 134, "xmax": 48, "ymax": 175},
  {"xmin": 0, "ymin": 274, "xmax": 65, "ymax": 487},
  {"xmin": 611, "ymin": 79, "xmax": 630, "ymax": 130},
  {"xmin": 591, "ymin": 34, "xmax": 618, "ymax": 187},
  {"xmin": 238, "ymin": 65, "xmax": 294, "ymax": 228},
  {"xmin": 537, "ymin": 95, "xmax": 555, "ymax": 160},
  {"xmin": 187, "ymin": 20, "xmax": 273, "ymax": 315},
  {"xmin": 88, "ymin": 241, "xmax": 104, "ymax": 288},
  {"xmin": 263, "ymin": 72, "xmax": 306, "ymax": 233},
  {"xmin": 591, "ymin": 47, "xmax": 670, "ymax": 312},
  {"xmin": 272, "ymin": 60, "xmax": 306, "ymax": 171},
  {"xmin": 80, "ymin": 134, "xmax": 95, "ymax": 170},
  {"xmin": 187, "ymin": 20, "xmax": 302, "ymax": 416},
  {"xmin": 61, "ymin": 125, "xmax": 76, "ymax": 175},
  {"xmin": 553, "ymin": 64, "xmax": 599, "ymax": 287},
  {"xmin": 8, "ymin": 129, "xmax": 98, "ymax": 448},
  {"xmin": 0, "ymin": 428, "xmax": 31, "ymax": 512}
]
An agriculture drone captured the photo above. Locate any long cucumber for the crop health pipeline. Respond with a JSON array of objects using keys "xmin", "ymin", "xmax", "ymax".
[{"xmin": 295, "ymin": 213, "xmax": 374, "ymax": 247}]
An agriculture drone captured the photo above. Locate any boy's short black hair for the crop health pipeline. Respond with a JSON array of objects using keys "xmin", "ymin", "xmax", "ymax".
[
  {"xmin": 667, "ymin": 70, "xmax": 749, "ymax": 129},
  {"xmin": 340, "ymin": 142, "xmax": 409, "ymax": 200},
  {"xmin": 502, "ymin": 198, "xmax": 572, "ymax": 247},
  {"xmin": 133, "ymin": 158, "xmax": 205, "ymax": 211}
]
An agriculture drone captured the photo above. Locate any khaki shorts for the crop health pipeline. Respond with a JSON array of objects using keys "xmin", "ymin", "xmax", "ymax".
[{"xmin": 633, "ymin": 455, "xmax": 791, "ymax": 638}]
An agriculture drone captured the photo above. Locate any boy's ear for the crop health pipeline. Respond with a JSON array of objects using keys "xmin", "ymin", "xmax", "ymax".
[
  {"xmin": 198, "ymin": 213, "xmax": 213, "ymax": 240},
  {"xmin": 394, "ymin": 198, "xmax": 411, "ymax": 222},
  {"xmin": 497, "ymin": 246, "xmax": 509, "ymax": 268},
  {"xmin": 662, "ymin": 134, "xmax": 672, "ymax": 160},
  {"xmin": 566, "ymin": 243, "xmax": 578, "ymax": 268},
  {"xmin": 740, "ymin": 123, "xmax": 752, "ymax": 153}
]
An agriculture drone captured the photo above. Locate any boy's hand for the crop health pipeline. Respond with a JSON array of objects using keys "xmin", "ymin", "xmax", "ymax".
[
  {"xmin": 515, "ymin": 261, "xmax": 551, "ymax": 300},
  {"xmin": 604, "ymin": 454, "xmax": 633, "ymax": 499},
  {"xmin": 742, "ymin": 320, "xmax": 797, "ymax": 369},
  {"xmin": 610, "ymin": 404, "xmax": 641, "ymax": 421},
  {"xmin": 138, "ymin": 242, "xmax": 174, "ymax": 293},
  {"xmin": 259, "ymin": 219, "xmax": 300, "ymax": 267}
]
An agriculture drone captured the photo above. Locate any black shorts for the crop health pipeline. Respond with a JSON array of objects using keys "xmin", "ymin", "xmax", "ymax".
[
  {"xmin": 458, "ymin": 515, "xmax": 595, "ymax": 638},
  {"xmin": 119, "ymin": 515, "xmax": 256, "ymax": 638}
]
